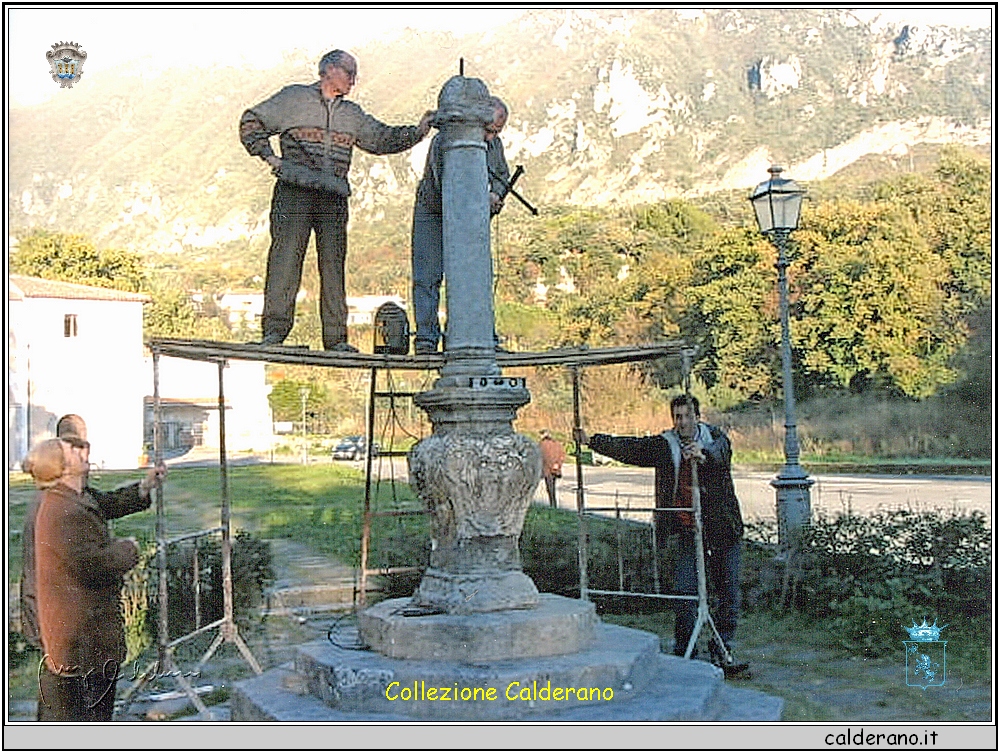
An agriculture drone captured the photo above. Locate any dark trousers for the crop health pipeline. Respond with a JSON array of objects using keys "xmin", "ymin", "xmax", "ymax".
[
  {"xmin": 672, "ymin": 531, "xmax": 742, "ymax": 656},
  {"xmin": 37, "ymin": 662, "xmax": 116, "ymax": 721},
  {"xmin": 263, "ymin": 181, "xmax": 350, "ymax": 348},
  {"xmin": 543, "ymin": 475, "xmax": 559, "ymax": 507}
]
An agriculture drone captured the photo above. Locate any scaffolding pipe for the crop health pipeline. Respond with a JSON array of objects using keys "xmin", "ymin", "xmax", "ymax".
[
  {"xmin": 571, "ymin": 366, "xmax": 588, "ymax": 599},
  {"xmin": 218, "ymin": 361, "xmax": 234, "ymax": 640},
  {"xmin": 153, "ymin": 352, "xmax": 168, "ymax": 670},
  {"xmin": 359, "ymin": 367, "xmax": 378, "ymax": 607}
]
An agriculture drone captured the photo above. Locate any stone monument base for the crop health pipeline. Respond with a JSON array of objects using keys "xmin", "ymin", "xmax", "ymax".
[
  {"xmin": 360, "ymin": 594, "xmax": 596, "ymax": 661},
  {"xmin": 230, "ymin": 620, "xmax": 783, "ymax": 721}
]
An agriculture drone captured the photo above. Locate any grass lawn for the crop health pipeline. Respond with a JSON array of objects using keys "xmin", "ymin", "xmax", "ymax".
[
  {"xmin": 8, "ymin": 464, "xmax": 992, "ymax": 722},
  {"xmin": 601, "ymin": 608, "xmax": 990, "ymax": 721}
]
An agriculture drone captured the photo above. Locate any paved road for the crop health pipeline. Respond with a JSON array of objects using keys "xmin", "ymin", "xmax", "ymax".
[
  {"xmin": 158, "ymin": 449, "xmax": 991, "ymax": 522},
  {"xmin": 538, "ymin": 464, "xmax": 992, "ymax": 521}
]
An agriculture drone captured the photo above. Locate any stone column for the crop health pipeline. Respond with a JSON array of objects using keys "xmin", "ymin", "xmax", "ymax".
[
  {"xmin": 434, "ymin": 75, "xmax": 500, "ymax": 381},
  {"xmin": 407, "ymin": 76, "xmax": 541, "ymax": 614}
]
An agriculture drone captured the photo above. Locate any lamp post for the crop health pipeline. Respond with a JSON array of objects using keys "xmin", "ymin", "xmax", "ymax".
[
  {"xmin": 749, "ymin": 166, "xmax": 813, "ymax": 549},
  {"xmin": 299, "ymin": 387, "xmax": 309, "ymax": 466}
]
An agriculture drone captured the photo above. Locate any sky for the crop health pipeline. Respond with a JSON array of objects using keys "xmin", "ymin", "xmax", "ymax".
[{"xmin": 5, "ymin": 6, "xmax": 993, "ymax": 107}]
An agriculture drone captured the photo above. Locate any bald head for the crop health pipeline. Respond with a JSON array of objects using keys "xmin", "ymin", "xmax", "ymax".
[
  {"xmin": 56, "ymin": 414, "xmax": 87, "ymax": 443},
  {"xmin": 486, "ymin": 97, "xmax": 508, "ymax": 142}
]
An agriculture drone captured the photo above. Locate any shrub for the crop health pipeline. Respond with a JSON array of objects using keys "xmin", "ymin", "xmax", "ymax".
[
  {"xmin": 145, "ymin": 530, "xmax": 274, "ymax": 641},
  {"xmin": 120, "ymin": 542, "xmax": 157, "ymax": 663},
  {"xmin": 520, "ymin": 506, "xmax": 659, "ymax": 599},
  {"xmin": 743, "ymin": 509, "xmax": 991, "ymax": 656}
]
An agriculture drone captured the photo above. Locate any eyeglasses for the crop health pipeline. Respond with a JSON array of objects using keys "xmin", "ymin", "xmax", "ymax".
[{"xmin": 66, "ymin": 438, "xmax": 90, "ymax": 451}]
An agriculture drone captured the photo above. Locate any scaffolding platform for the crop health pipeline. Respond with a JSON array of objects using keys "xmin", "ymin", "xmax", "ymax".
[{"xmin": 147, "ymin": 337, "xmax": 686, "ymax": 369}]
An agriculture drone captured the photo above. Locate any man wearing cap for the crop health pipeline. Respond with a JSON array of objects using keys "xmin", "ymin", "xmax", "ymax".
[
  {"xmin": 240, "ymin": 49, "xmax": 435, "ymax": 351},
  {"xmin": 20, "ymin": 414, "xmax": 166, "ymax": 710},
  {"xmin": 27, "ymin": 436, "xmax": 143, "ymax": 720}
]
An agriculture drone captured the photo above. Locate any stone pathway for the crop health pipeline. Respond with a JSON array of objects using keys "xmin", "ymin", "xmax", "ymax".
[{"xmin": 264, "ymin": 538, "xmax": 359, "ymax": 615}]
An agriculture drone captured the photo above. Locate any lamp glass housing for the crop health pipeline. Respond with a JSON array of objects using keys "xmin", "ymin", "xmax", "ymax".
[{"xmin": 750, "ymin": 167, "xmax": 804, "ymax": 233}]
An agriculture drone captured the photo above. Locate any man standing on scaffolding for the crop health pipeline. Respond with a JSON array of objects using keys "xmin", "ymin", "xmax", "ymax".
[
  {"xmin": 410, "ymin": 96, "xmax": 511, "ymax": 354},
  {"xmin": 577, "ymin": 395, "xmax": 749, "ymax": 677},
  {"xmin": 240, "ymin": 49, "xmax": 434, "ymax": 351}
]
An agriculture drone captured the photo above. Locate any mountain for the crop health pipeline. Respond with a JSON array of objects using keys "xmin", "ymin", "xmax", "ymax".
[{"xmin": 8, "ymin": 8, "xmax": 991, "ymax": 282}]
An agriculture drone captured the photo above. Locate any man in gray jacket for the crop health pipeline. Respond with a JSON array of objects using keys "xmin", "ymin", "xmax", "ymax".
[{"xmin": 240, "ymin": 50, "xmax": 434, "ymax": 351}]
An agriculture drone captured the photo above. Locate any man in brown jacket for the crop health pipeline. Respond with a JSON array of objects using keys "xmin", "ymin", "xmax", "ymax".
[
  {"xmin": 538, "ymin": 430, "xmax": 566, "ymax": 508},
  {"xmin": 20, "ymin": 415, "xmax": 163, "ymax": 655},
  {"xmin": 31, "ymin": 437, "xmax": 141, "ymax": 721}
]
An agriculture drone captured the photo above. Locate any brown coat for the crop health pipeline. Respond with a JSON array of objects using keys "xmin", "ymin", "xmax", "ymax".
[
  {"xmin": 539, "ymin": 437, "xmax": 566, "ymax": 479},
  {"xmin": 21, "ymin": 483, "xmax": 149, "ymax": 648},
  {"xmin": 34, "ymin": 482, "xmax": 139, "ymax": 675}
]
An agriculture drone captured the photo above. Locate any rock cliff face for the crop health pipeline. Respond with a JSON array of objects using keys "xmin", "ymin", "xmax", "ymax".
[{"xmin": 8, "ymin": 8, "xmax": 990, "ymax": 256}]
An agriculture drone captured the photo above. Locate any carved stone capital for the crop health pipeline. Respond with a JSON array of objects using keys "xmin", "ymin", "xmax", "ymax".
[{"xmin": 407, "ymin": 389, "xmax": 542, "ymax": 614}]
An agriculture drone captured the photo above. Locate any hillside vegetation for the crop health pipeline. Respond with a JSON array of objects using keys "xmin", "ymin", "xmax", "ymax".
[{"xmin": 8, "ymin": 9, "xmax": 991, "ymax": 461}]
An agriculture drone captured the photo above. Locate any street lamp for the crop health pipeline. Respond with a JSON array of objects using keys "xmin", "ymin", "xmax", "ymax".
[
  {"xmin": 749, "ymin": 165, "xmax": 813, "ymax": 548},
  {"xmin": 299, "ymin": 387, "xmax": 309, "ymax": 466}
]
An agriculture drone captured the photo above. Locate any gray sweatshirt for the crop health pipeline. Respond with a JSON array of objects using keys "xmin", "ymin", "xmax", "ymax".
[{"xmin": 240, "ymin": 81, "xmax": 424, "ymax": 197}]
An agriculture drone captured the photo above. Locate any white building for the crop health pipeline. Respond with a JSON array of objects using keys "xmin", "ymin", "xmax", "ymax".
[
  {"xmin": 143, "ymin": 357, "xmax": 272, "ymax": 455},
  {"xmin": 210, "ymin": 290, "xmax": 407, "ymax": 332},
  {"xmin": 213, "ymin": 289, "xmax": 266, "ymax": 331},
  {"xmin": 8, "ymin": 275, "xmax": 150, "ymax": 470}
]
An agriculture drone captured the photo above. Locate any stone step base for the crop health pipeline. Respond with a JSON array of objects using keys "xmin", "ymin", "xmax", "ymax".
[
  {"xmin": 264, "ymin": 583, "xmax": 358, "ymax": 613},
  {"xmin": 231, "ymin": 624, "xmax": 782, "ymax": 722},
  {"xmin": 359, "ymin": 593, "xmax": 598, "ymax": 661}
]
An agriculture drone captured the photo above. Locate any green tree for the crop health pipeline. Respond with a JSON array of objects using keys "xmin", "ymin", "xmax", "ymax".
[
  {"xmin": 268, "ymin": 379, "xmax": 336, "ymax": 433},
  {"xmin": 794, "ymin": 199, "xmax": 963, "ymax": 398},
  {"xmin": 681, "ymin": 227, "xmax": 777, "ymax": 406},
  {"xmin": 143, "ymin": 285, "xmax": 232, "ymax": 340},
  {"xmin": 11, "ymin": 230, "xmax": 146, "ymax": 291},
  {"xmin": 873, "ymin": 146, "xmax": 991, "ymax": 314}
]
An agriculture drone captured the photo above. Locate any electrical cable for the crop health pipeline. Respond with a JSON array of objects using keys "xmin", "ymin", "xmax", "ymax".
[{"xmin": 325, "ymin": 610, "xmax": 368, "ymax": 651}]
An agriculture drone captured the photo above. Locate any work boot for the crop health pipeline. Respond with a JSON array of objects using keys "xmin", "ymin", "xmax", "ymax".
[
  {"xmin": 257, "ymin": 333, "xmax": 285, "ymax": 346},
  {"xmin": 711, "ymin": 642, "xmax": 751, "ymax": 679}
]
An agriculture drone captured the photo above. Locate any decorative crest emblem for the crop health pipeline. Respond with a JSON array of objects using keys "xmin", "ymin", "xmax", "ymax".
[
  {"xmin": 902, "ymin": 619, "xmax": 947, "ymax": 689},
  {"xmin": 46, "ymin": 41, "xmax": 87, "ymax": 88}
]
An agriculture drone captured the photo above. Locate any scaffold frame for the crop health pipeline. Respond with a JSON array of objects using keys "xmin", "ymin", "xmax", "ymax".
[{"xmin": 140, "ymin": 337, "xmax": 730, "ymax": 686}]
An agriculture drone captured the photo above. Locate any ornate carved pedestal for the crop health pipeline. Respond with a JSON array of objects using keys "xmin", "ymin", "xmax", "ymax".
[{"xmin": 408, "ymin": 381, "xmax": 541, "ymax": 614}]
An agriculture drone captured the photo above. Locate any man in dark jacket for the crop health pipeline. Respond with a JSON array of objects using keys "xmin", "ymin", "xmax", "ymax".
[
  {"xmin": 30, "ymin": 437, "xmax": 141, "ymax": 721},
  {"xmin": 20, "ymin": 414, "xmax": 164, "ymax": 656},
  {"xmin": 578, "ymin": 395, "xmax": 748, "ymax": 676},
  {"xmin": 410, "ymin": 96, "xmax": 511, "ymax": 354},
  {"xmin": 240, "ymin": 49, "xmax": 434, "ymax": 351}
]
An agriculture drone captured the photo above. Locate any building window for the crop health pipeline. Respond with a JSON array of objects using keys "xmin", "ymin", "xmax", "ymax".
[{"xmin": 64, "ymin": 314, "xmax": 78, "ymax": 338}]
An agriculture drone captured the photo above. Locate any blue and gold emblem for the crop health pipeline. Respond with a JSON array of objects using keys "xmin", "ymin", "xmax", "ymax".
[
  {"xmin": 46, "ymin": 41, "xmax": 87, "ymax": 89},
  {"xmin": 903, "ymin": 619, "xmax": 947, "ymax": 689}
]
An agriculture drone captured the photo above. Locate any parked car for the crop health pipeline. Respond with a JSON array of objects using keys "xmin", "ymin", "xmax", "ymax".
[{"xmin": 332, "ymin": 436, "xmax": 379, "ymax": 461}]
